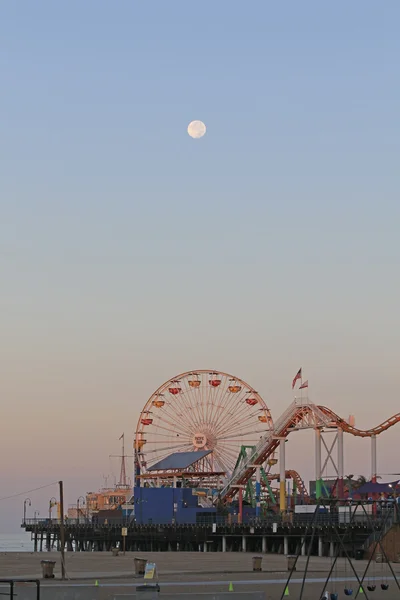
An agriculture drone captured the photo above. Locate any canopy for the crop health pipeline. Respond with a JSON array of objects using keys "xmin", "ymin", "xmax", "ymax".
[
  {"xmin": 356, "ymin": 480, "xmax": 400, "ymax": 495},
  {"xmin": 148, "ymin": 450, "xmax": 212, "ymax": 471}
]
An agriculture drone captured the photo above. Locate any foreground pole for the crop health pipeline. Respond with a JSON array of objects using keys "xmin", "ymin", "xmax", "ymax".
[
  {"xmin": 337, "ymin": 428, "xmax": 344, "ymax": 499},
  {"xmin": 255, "ymin": 467, "xmax": 261, "ymax": 518},
  {"xmin": 280, "ymin": 439, "xmax": 286, "ymax": 511},
  {"xmin": 315, "ymin": 428, "xmax": 322, "ymax": 500},
  {"xmin": 59, "ymin": 481, "xmax": 66, "ymax": 580},
  {"xmin": 371, "ymin": 435, "xmax": 377, "ymax": 483}
]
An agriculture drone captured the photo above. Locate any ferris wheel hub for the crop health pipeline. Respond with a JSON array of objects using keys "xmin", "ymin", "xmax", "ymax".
[{"xmin": 193, "ymin": 433, "xmax": 207, "ymax": 449}]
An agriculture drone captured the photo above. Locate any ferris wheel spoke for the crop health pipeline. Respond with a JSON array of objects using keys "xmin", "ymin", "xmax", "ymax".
[
  {"xmin": 162, "ymin": 391, "xmax": 197, "ymax": 428},
  {"xmin": 218, "ymin": 426, "xmax": 268, "ymax": 441},
  {"xmin": 212, "ymin": 400, "xmax": 254, "ymax": 435},
  {"xmin": 170, "ymin": 387, "xmax": 198, "ymax": 421},
  {"xmin": 147, "ymin": 425, "xmax": 191, "ymax": 444},
  {"xmin": 159, "ymin": 380, "xmax": 199, "ymax": 428},
  {"xmin": 212, "ymin": 446, "xmax": 237, "ymax": 473},
  {"xmin": 184, "ymin": 394, "xmax": 206, "ymax": 431},
  {"xmin": 215, "ymin": 444, "xmax": 240, "ymax": 462},
  {"xmin": 152, "ymin": 413, "xmax": 194, "ymax": 437},
  {"xmin": 211, "ymin": 397, "xmax": 251, "ymax": 438},
  {"xmin": 181, "ymin": 378, "xmax": 205, "ymax": 426},
  {"xmin": 206, "ymin": 374, "xmax": 224, "ymax": 426},
  {"xmin": 142, "ymin": 411, "xmax": 192, "ymax": 436},
  {"xmin": 156, "ymin": 402, "xmax": 198, "ymax": 433},
  {"xmin": 202, "ymin": 382, "xmax": 210, "ymax": 424},
  {"xmin": 218, "ymin": 429, "xmax": 267, "ymax": 444},
  {"xmin": 146, "ymin": 421, "xmax": 191, "ymax": 439},
  {"xmin": 211, "ymin": 378, "xmax": 241, "ymax": 427},
  {"xmin": 215, "ymin": 406, "xmax": 267, "ymax": 437},
  {"xmin": 219, "ymin": 421, "xmax": 269, "ymax": 439},
  {"xmin": 202, "ymin": 386, "xmax": 216, "ymax": 427},
  {"xmin": 216, "ymin": 375, "xmax": 231, "ymax": 416},
  {"xmin": 217, "ymin": 410, "xmax": 267, "ymax": 435},
  {"xmin": 139, "ymin": 430, "xmax": 190, "ymax": 439},
  {"xmin": 143, "ymin": 441, "xmax": 193, "ymax": 456},
  {"xmin": 209, "ymin": 446, "xmax": 228, "ymax": 470},
  {"xmin": 185, "ymin": 377, "xmax": 208, "ymax": 425},
  {"xmin": 206, "ymin": 374, "xmax": 229, "ymax": 428},
  {"xmin": 190, "ymin": 385, "xmax": 209, "ymax": 429},
  {"xmin": 216, "ymin": 438, "xmax": 243, "ymax": 453},
  {"xmin": 142, "ymin": 436, "xmax": 191, "ymax": 446},
  {"xmin": 217, "ymin": 391, "xmax": 262, "ymax": 425}
]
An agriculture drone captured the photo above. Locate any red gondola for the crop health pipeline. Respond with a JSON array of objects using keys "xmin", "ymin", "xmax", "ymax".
[
  {"xmin": 246, "ymin": 398, "xmax": 258, "ymax": 406},
  {"xmin": 209, "ymin": 380, "xmax": 221, "ymax": 387},
  {"xmin": 141, "ymin": 418, "xmax": 153, "ymax": 426},
  {"xmin": 169, "ymin": 387, "xmax": 181, "ymax": 395}
]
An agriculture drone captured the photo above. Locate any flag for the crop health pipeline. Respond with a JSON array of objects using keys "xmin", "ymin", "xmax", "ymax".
[
  {"xmin": 292, "ymin": 368, "xmax": 302, "ymax": 389},
  {"xmin": 299, "ymin": 380, "xmax": 308, "ymax": 390}
]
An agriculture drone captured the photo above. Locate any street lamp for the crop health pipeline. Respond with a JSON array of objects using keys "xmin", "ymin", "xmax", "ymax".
[
  {"xmin": 34, "ymin": 510, "xmax": 40, "ymax": 523},
  {"xmin": 388, "ymin": 483, "xmax": 399, "ymax": 497},
  {"xmin": 23, "ymin": 498, "xmax": 31, "ymax": 524},
  {"xmin": 388, "ymin": 481, "xmax": 400, "ymax": 511},
  {"xmin": 49, "ymin": 497, "xmax": 57, "ymax": 520},
  {"xmin": 77, "ymin": 496, "xmax": 85, "ymax": 524}
]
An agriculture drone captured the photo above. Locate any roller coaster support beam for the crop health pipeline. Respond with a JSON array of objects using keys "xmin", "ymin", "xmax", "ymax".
[
  {"xmin": 279, "ymin": 438, "xmax": 286, "ymax": 511},
  {"xmin": 238, "ymin": 486, "xmax": 243, "ymax": 524},
  {"xmin": 371, "ymin": 434, "xmax": 378, "ymax": 515},
  {"xmin": 371, "ymin": 434, "xmax": 377, "ymax": 483},
  {"xmin": 255, "ymin": 466, "xmax": 261, "ymax": 517},
  {"xmin": 315, "ymin": 428, "xmax": 322, "ymax": 500},
  {"xmin": 337, "ymin": 427, "xmax": 344, "ymax": 499}
]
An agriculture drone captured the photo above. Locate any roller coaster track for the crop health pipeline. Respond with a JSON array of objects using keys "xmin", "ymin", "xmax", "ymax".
[
  {"xmin": 317, "ymin": 406, "xmax": 400, "ymax": 437},
  {"xmin": 268, "ymin": 470, "xmax": 309, "ymax": 499},
  {"xmin": 221, "ymin": 400, "xmax": 400, "ymax": 502}
]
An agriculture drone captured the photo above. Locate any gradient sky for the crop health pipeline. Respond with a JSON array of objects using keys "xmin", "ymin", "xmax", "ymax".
[{"xmin": 1, "ymin": 1, "xmax": 400, "ymax": 532}]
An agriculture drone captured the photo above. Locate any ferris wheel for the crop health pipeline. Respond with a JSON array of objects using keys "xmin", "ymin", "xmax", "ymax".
[{"xmin": 135, "ymin": 370, "xmax": 274, "ymax": 477}]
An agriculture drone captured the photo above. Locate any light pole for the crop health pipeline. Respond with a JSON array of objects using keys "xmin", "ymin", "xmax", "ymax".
[
  {"xmin": 34, "ymin": 510, "xmax": 40, "ymax": 523},
  {"xmin": 23, "ymin": 498, "xmax": 31, "ymax": 524},
  {"xmin": 389, "ymin": 481, "xmax": 400, "ymax": 522},
  {"xmin": 388, "ymin": 482, "xmax": 399, "ymax": 500},
  {"xmin": 49, "ymin": 497, "xmax": 57, "ymax": 521},
  {"xmin": 77, "ymin": 496, "xmax": 85, "ymax": 524}
]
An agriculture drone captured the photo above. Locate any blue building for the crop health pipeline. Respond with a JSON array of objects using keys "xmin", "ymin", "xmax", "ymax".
[{"xmin": 134, "ymin": 486, "xmax": 217, "ymax": 524}]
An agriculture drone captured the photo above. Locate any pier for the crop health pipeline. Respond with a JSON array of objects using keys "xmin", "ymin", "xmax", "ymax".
[{"xmin": 22, "ymin": 512, "xmax": 389, "ymax": 556}]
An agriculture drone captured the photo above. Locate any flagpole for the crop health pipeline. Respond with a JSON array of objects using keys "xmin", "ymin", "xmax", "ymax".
[
  {"xmin": 292, "ymin": 368, "xmax": 302, "ymax": 404},
  {"xmin": 300, "ymin": 370, "xmax": 303, "ymax": 404}
]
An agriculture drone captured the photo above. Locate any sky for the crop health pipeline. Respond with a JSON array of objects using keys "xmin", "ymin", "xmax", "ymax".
[{"xmin": 1, "ymin": 1, "xmax": 399, "ymax": 532}]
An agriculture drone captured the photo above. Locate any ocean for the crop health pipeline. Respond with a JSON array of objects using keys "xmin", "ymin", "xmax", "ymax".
[{"xmin": 0, "ymin": 532, "xmax": 34, "ymax": 552}]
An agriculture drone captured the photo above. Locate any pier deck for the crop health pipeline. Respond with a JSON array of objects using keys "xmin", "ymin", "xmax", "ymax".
[{"xmin": 22, "ymin": 515, "xmax": 384, "ymax": 555}]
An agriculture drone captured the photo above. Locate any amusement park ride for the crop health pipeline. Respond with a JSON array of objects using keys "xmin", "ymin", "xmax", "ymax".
[{"xmin": 134, "ymin": 369, "xmax": 400, "ymax": 520}]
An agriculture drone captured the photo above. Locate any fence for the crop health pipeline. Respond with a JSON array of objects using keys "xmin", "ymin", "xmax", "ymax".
[
  {"xmin": 24, "ymin": 510, "xmax": 396, "ymax": 529},
  {"xmin": 0, "ymin": 583, "xmax": 265, "ymax": 600}
]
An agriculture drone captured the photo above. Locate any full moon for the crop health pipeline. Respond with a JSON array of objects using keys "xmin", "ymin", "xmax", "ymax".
[{"xmin": 187, "ymin": 120, "xmax": 206, "ymax": 139}]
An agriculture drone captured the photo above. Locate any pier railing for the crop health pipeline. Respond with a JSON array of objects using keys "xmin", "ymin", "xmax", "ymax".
[{"xmin": 22, "ymin": 512, "xmax": 391, "ymax": 529}]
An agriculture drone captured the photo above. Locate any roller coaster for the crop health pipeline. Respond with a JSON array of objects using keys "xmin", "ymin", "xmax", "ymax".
[{"xmin": 220, "ymin": 399, "xmax": 400, "ymax": 508}]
